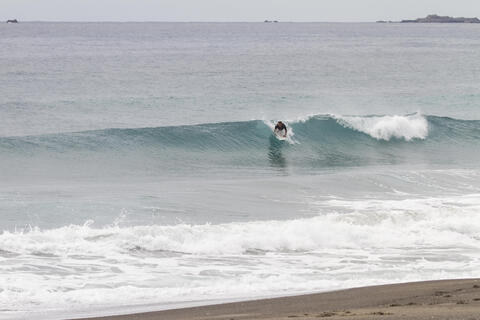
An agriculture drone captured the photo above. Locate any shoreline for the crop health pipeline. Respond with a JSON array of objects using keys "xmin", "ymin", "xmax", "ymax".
[{"xmin": 70, "ymin": 278, "xmax": 480, "ymax": 320}]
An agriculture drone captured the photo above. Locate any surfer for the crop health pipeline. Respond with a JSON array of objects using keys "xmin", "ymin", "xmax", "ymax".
[{"xmin": 274, "ymin": 121, "xmax": 287, "ymax": 137}]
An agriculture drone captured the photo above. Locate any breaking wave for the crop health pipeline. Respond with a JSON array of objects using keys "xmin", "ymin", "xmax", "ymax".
[
  {"xmin": 1, "ymin": 194, "xmax": 479, "ymax": 318},
  {"xmin": 1, "ymin": 114, "xmax": 479, "ymax": 174}
]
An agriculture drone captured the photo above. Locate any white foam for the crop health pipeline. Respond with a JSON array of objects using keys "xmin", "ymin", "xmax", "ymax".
[
  {"xmin": 1, "ymin": 193, "xmax": 480, "ymax": 319},
  {"xmin": 335, "ymin": 113, "xmax": 429, "ymax": 141}
]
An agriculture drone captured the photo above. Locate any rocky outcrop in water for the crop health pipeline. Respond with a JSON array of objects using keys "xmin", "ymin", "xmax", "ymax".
[
  {"xmin": 401, "ymin": 14, "xmax": 480, "ymax": 23},
  {"xmin": 6, "ymin": 19, "xmax": 18, "ymax": 23}
]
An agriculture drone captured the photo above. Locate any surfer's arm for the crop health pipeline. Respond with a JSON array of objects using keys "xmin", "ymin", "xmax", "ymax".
[{"xmin": 283, "ymin": 128, "xmax": 287, "ymax": 137}]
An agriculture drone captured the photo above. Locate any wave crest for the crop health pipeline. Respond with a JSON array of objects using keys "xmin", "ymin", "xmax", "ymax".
[{"xmin": 335, "ymin": 114, "xmax": 429, "ymax": 141}]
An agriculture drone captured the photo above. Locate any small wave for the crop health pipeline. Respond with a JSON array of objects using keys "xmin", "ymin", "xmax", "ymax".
[
  {"xmin": 3, "ymin": 114, "xmax": 477, "ymax": 151},
  {"xmin": 2, "ymin": 194, "xmax": 479, "ymax": 256},
  {"xmin": 1, "ymin": 114, "xmax": 479, "ymax": 174}
]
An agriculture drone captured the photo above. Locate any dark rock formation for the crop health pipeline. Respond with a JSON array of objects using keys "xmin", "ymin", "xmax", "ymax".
[
  {"xmin": 401, "ymin": 14, "xmax": 480, "ymax": 23},
  {"xmin": 6, "ymin": 19, "xmax": 18, "ymax": 23}
]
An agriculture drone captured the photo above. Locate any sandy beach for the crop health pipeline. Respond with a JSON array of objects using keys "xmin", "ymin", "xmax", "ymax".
[{"xmin": 72, "ymin": 279, "xmax": 480, "ymax": 320}]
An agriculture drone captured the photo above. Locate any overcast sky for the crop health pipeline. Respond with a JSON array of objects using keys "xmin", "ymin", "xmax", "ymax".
[{"xmin": 2, "ymin": 0, "xmax": 480, "ymax": 22}]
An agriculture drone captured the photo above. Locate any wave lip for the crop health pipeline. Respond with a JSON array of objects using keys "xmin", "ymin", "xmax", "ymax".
[{"xmin": 335, "ymin": 113, "xmax": 429, "ymax": 141}]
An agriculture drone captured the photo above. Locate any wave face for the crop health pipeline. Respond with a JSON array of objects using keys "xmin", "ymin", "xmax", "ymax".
[{"xmin": 1, "ymin": 114, "xmax": 479, "ymax": 179}]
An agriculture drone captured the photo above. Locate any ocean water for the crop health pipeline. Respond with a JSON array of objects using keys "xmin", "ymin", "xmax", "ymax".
[{"xmin": 1, "ymin": 22, "xmax": 480, "ymax": 319}]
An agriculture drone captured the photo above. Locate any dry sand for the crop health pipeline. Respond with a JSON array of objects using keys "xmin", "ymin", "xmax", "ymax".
[{"xmin": 72, "ymin": 279, "xmax": 480, "ymax": 320}]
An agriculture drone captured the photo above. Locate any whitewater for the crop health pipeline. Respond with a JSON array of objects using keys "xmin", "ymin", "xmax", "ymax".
[{"xmin": 1, "ymin": 22, "xmax": 480, "ymax": 319}]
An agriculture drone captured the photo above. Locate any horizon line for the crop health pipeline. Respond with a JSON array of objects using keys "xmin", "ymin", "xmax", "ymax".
[{"xmin": 2, "ymin": 19, "xmax": 387, "ymax": 23}]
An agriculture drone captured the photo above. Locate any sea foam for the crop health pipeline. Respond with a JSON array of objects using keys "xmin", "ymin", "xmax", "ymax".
[
  {"xmin": 335, "ymin": 114, "xmax": 429, "ymax": 141},
  {"xmin": 1, "ymin": 194, "xmax": 480, "ymax": 319}
]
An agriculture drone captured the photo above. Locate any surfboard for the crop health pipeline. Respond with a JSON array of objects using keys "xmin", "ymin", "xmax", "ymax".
[{"xmin": 274, "ymin": 129, "xmax": 287, "ymax": 140}]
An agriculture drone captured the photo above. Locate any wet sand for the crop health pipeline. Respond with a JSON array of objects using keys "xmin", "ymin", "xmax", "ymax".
[{"xmin": 73, "ymin": 279, "xmax": 480, "ymax": 320}]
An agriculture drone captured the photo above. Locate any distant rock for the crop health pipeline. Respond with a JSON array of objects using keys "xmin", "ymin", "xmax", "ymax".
[
  {"xmin": 6, "ymin": 19, "xmax": 18, "ymax": 23},
  {"xmin": 264, "ymin": 20, "xmax": 279, "ymax": 23},
  {"xmin": 401, "ymin": 14, "xmax": 480, "ymax": 23}
]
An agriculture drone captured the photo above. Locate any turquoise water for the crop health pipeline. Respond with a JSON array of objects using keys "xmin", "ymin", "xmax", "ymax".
[
  {"xmin": 0, "ymin": 22, "xmax": 479, "ymax": 319},
  {"xmin": 2, "ymin": 115, "xmax": 480, "ymax": 180}
]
